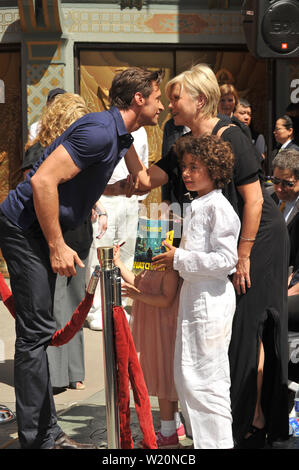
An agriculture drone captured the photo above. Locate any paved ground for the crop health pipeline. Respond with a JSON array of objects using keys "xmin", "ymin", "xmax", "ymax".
[{"xmin": 1, "ymin": 277, "xmax": 299, "ymax": 460}]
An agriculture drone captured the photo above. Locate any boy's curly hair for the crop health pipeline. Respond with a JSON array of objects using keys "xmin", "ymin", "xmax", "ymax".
[{"xmin": 174, "ymin": 134, "xmax": 234, "ymax": 189}]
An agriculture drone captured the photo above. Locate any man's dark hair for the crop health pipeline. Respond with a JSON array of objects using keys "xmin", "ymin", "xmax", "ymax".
[
  {"xmin": 272, "ymin": 149, "xmax": 299, "ymax": 180},
  {"xmin": 238, "ymin": 98, "xmax": 251, "ymax": 108},
  {"xmin": 278, "ymin": 114, "xmax": 294, "ymax": 130},
  {"xmin": 109, "ymin": 67, "xmax": 164, "ymax": 110}
]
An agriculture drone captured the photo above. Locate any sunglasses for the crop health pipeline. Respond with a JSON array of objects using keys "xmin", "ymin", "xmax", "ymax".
[{"xmin": 270, "ymin": 176, "xmax": 297, "ymax": 188}]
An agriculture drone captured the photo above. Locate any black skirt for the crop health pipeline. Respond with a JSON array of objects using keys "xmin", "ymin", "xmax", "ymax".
[{"xmin": 228, "ymin": 189, "xmax": 290, "ymax": 444}]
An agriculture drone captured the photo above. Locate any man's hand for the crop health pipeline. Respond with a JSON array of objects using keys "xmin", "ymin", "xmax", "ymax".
[{"xmin": 49, "ymin": 239, "xmax": 85, "ymax": 277}]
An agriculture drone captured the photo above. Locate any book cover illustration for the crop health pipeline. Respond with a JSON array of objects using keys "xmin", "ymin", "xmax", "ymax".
[{"xmin": 133, "ymin": 217, "xmax": 181, "ymax": 272}]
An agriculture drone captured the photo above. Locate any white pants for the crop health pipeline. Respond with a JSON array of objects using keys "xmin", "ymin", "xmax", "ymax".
[
  {"xmin": 174, "ymin": 278, "xmax": 235, "ymax": 449},
  {"xmin": 86, "ymin": 195, "xmax": 139, "ymax": 326}
]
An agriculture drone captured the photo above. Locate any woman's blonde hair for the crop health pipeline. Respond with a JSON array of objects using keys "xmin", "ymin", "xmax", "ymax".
[
  {"xmin": 26, "ymin": 92, "xmax": 89, "ymax": 149},
  {"xmin": 165, "ymin": 63, "xmax": 221, "ymax": 118}
]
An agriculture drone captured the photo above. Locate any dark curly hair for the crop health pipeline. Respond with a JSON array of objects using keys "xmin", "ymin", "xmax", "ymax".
[{"xmin": 174, "ymin": 134, "xmax": 234, "ymax": 189}]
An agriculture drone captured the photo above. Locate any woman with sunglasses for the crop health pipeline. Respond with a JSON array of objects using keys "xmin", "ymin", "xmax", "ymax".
[
  {"xmin": 270, "ymin": 149, "xmax": 299, "ymax": 390},
  {"xmin": 126, "ymin": 64, "xmax": 290, "ymax": 449}
]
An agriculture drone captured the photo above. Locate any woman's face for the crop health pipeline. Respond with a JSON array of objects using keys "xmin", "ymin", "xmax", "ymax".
[
  {"xmin": 273, "ymin": 118, "xmax": 293, "ymax": 145},
  {"xmin": 218, "ymin": 93, "xmax": 236, "ymax": 117},
  {"xmin": 168, "ymin": 83, "xmax": 198, "ymax": 127}
]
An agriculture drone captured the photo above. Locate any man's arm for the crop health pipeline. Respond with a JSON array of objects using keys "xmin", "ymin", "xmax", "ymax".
[
  {"xmin": 31, "ymin": 144, "xmax": 85, "ymax": 277},
  {"xmin": 124, "ymin": 145, "xmax": 151, "ymax": 190},
  {"xmin": 106, "ymin": 145, "xmax": 169, "ymax": 197}
]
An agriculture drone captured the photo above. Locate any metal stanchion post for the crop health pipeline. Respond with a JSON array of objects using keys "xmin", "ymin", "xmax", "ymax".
[{"xmin": 97, "ymin": 246, "xmax": 121, "ymax": 449}]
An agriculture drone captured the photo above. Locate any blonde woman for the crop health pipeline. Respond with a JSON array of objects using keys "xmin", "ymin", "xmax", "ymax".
[{"xmin": 131, "ymin": 64, "xmax": 289, "ymax": 449}]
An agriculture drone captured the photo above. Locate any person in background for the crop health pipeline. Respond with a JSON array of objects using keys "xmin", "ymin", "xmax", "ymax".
[
  {"xmin": 270, "ymin": 149, "xmax": 299, "ymax": 394},
  {"xmin": 218, "ymin": 83, "xmax": 239, "ymax": 118},
  {"xmin": 233, "ymin": 98, "xmax": 266, "ymax": 161},
  {"xmin": 270, "ymin": 115, "xmax": 299, "ymax": 172},
  {"xmin": 28, "ymin": 88, "xmax": 66, "ymax": 141},
  {"xmin": 161, "ymin": 117, "xmax": 190, "ymax": 208},
  {"xmin": 23, "ymin": 92, "xmax": 92, "ymax": 393},
  {"xmin": 85, "ymin": 126, "xmax": 149, "ymax": 330}
]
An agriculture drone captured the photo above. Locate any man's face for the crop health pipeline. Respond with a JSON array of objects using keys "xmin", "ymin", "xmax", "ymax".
[
  {"xmin": 234, "ymin": 104, "xmax": 252, "ymax": 126},
  {"xmin": 139, "ymin": 82, "xmax": 164, "ymax": 126},
  {"xmin": 273, "ymin": 167, "xmax": 299, "ymax": 202}
]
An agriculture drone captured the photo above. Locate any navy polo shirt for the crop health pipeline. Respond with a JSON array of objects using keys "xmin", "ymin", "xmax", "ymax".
[{"xmin": 1, "ymin": 106, "xmax": 134, "ymax": 231}]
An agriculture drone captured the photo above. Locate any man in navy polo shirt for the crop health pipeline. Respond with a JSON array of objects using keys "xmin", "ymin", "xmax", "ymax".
[{"xmin": 0, "ymin": 67, "xmax": 164, "ymax": 449}]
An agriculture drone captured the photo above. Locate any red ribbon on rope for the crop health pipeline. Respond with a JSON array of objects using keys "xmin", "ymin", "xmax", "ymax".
[
  {"xmin": 0, "ymin": 272, "xmax": 15, "ymax": 318},
  {"xmin": 50, "ymin": 292, "xmax": 94, "ymax": 346},
  {"xmin": 112, "ymin": 305, "xmax": 157, "ymax": 449},
  {"xmin": 0, "ymin": 272, "xmax": 94, "ymax": 346},
  {"xmin": 1, "ymin": 272, "xmax": 157, "ymax": 448}
]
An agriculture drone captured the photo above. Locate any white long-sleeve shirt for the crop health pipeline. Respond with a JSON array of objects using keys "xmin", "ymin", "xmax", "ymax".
[{"xmin": 173, "ymin": 189, "xmax": 241, "ymax": 282}]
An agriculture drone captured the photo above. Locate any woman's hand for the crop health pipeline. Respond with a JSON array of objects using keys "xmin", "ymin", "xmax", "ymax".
[
  {"xmin": 152, "ymin": 241, "xmax": 176, "ymax": 269},
  {"xmin": 121, "ymin": 281, "xmax": 141, "ymax": 300},
  {"xmin": 233, "ymin": 256, "xmax": 251, "ymax": 295}
]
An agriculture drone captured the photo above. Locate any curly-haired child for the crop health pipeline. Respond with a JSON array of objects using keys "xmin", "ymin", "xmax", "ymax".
[
  {"xmin": 113, "ymin": 244, "xmax": 185, "ymax": 449},
  {"xmin": 152, "ymin": 134, "xmax": 241, "ymax": 449}
]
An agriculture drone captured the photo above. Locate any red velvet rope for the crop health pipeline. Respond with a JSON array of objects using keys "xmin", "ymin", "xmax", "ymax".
[
  {"xmin": 50, "ymin": 292, "xmax": 94, "ymax": 346},
  {"xmin": 0, "ymin": 272, "xmax": 157, "ymax": 449},
  {"xmin": 0, "ymin": 272, "xmax": 15, "ymax": 318},
  {"xmin": 112, "ymin": 305, "xmax": 157, "ymax": 449},
  {"xmin": 0, "ymin": 272, "xmax": 94, "ymax": 345}
]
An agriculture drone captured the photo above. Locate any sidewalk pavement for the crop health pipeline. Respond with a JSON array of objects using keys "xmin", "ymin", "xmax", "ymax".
[{"xmin": 0, "ymin": 279, "xmax": 299, "ymax": 452}]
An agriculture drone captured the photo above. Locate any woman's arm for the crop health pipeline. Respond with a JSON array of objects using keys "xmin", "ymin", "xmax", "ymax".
[
  {"xmin": 121, "ymin": 270, "xmax": 179, "ymax": 308},
  {"xmin": 233, "ymin": 180, "xmax": 263, "ymax": 295},
  {"xmin": 124, "ymin": 145, "xmax": 151, "ymax": 191}
]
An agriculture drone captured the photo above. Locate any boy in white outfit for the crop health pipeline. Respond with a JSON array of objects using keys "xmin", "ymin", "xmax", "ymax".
[{"xmin": 153, "ymin": 134, "xmax": 240, "ymax": 449}]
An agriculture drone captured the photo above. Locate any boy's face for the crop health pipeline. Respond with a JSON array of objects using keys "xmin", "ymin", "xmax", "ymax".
[
  {"xmin": 139, "ymin": 81, "xmax": 164, "ymax": 126},
  {"xmin": 181, "ymin": 153, "xmax": 214, "ymax": 198}
]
